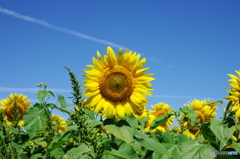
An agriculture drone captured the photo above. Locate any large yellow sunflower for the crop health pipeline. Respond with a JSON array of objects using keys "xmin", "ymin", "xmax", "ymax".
[
  {"xmin": 225, "ymin": 70, "xmax": 240, "ymax": 118},
  {"xmin": 181, "ymin": 99, "xmax": 218, "ymax": 139},
  {"xmin": 0, "ymin": 93, "xmax": 31, "ymax": 126},
  {"xmin": 144, "ymin": 103, "xmax": 174, "ymax": 133},
  {"xmin": 83, "ymin": 46, "xmax": 154, "ymax": 119}
]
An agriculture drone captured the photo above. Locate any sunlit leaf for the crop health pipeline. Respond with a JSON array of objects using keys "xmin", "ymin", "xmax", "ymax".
[
  {"xmin": 65, "ymin": 143, "xmax": 90, "ymax": 159},
  {"xmin": 23, "ymin": 107, "xmax": 48, "ymax": 138},
  {"xmin": 58, "ymin": 95, "xmax": 68, "ymax": 108},
  {"xmin": 37, "ymin": 90, "xmax": 48, "ymax": 103},
  {"xmin": 180, "ymin": 107, "xmax": 197, "ymax": 126},
  {"xmin": 105, "ymin": 125, "xmax": 133, "ymax": 143},
  {"xmin": 151, "ymin": 113, "xmax": 171, "ymax": 129},
  {"xmin": 181, "ymin": 140, "xmax": 216, "ymax": 159},
  {"xmin": 232, "ymin": 141, "xmax": 240, "ymax": 153},
  {"xmin": 134, "ymin": 131, "xmax": 170, "ymax": 155},
  {"xmin": 210, "ymin": 119, "xmax": 235, "ymax": 146}
]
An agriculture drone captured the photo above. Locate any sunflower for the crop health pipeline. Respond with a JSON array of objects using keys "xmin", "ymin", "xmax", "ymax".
[
  {"xmin": 225, "ymin": 70, "xmax": 240, "ymax": 118},
  {"xmin": 51, "ymin": 115, "xmax": 68, "ymax": 132},
  {"xmin": 83, "ymin": 46, "xmax": 154, "ymax": 119},
  {"xmin": 135, "ymin": 104, "xmax": 148, "ymax": 121},
  {"xmin": 0, "ymin": 93, "xmax": 31, "ymax": 126},
  {"xmin": 144, "ymin": 103, "xmax": 174, "ymax": 133},
  {"xmin": 181, "ymin": 99, "xmax": 218, "ymax": 139}
]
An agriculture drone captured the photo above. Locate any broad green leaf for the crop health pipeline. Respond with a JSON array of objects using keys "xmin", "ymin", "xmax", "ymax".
[
  {"xmin": 58, "ymin": 95, "xmax": 68, "ymax": 108},
  {"xmin": 124, "ymin": 115, "xmax": 138, "ymax": 131},
  {"xmin": 181, "ymin": 140, "xmax": 216, "ymax": 159},
  {"xmin": 134, "ymin": 131, "xmax": 170, "ymax": 155},
  {"xmin": 104, "ymin": 150, "xmax": 129, "ymax": 159},
  {"xmin": 37, "ymin": 90, "xmax": 48, "ymax": 103},
  {"xmin": 119, "ymin": 142, "xmax": 138, "ymax": 159},
  {"xmin": 23, "ymin": 107, "xmax": 48, "ymax": 138},
  {"xmin": 210, "ymin": 119, "xmax": 235, "ymax": 146},
  {"xmin": 65, "ymin": 144, "xmax": 90, "ymax": 159},
  {"xmin": 105, "ymin": 125, "xmax": 133, "ymax": 143},
  {"xmin": 151, "ymin": 113, "xmax": 172, "ymax": 129},
  {"xmin": 86, "ymin": 119, "xmax": 102, "ymax": 128},
  {"xmin": 161, "ymin": 132, "xmax": 191, "ymax": 159},
  {"xmin": 232, "ymin": 141, "xmax": 240, "ymax": 153},
  {"xmin": 180, "ymin": 107, "xmax": 197, "ymax": 126}
]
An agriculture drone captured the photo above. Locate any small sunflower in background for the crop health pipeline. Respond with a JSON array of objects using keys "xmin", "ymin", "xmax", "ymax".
[
  {"xmin": 181, "ymin": 99, "xmax": 218, "ymax": 139},
  {"xmin": 0, "ymin": 93, "xmax": 31, "ymax": 126},
  {"xmin": 51, "ymin": 115, "xmax": 68, "ymax": 132},
  {"xmin": 83, "ymin": 46, "xmax": 154, "ymax": 119},
  {"xmin": 135, "ymin": 104, "xmax": 148, "ymax": 121},
  {"xmin": 144, "ymin": 103, "xmax": 174, "ymax": 133},
  {"xmin": 225, "ymin": 70, "xmax": 240, "ymax": 118}
]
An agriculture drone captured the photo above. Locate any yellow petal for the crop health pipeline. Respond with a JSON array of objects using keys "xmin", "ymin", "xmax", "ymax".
[
  {"xmin": 84, "ymin": 89, "xmax": 100, "ymax": 97},
  {"xmin": 116, "ymin": 103, "xmax": 125, "ymax": 119},
  {"xmin": 107, "ymin": 46, "xmax": 117, "ymax": 65}
]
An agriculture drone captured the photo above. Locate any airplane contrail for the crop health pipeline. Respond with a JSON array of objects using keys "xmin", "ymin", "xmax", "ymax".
[{"xmin": 0, "ymin": 6, "xmax": 129, "ymax": 50}]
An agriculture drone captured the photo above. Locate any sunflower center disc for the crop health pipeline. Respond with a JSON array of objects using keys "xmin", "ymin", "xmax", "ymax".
[{"xmin": 100, "ymin": 66, "xmax": 133, "ymax": 102}]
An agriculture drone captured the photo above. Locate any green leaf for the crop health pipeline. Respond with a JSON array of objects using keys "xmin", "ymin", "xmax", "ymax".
[
  {"xmin": 58, "ymin": 95, "xmax": 68, "ymax": 108},
  {"xmin": 119, "ymin": 142, "xmax": 138, "ymax": 159},
  {"xmin": 180, "ymin": 107, "xmax": 198, "ymax": 126},
  {"xmin": 139, "ymin": 117, "xmax": 149, "ymax": 128},
  {"xmin": 134, "ymin": 131, "xmax": 170, "ymax": 155},
  {"xmin": 11, "ymin": 141, "xmax": 21, "ymax": 153},
  {"xmin": 30, "ymin": 154, "xmax": 44, "ymax": 159},
  {"xmin": 204, "ymin": 100, "xmax": 223, "ymax": 105},
  {"xmin": 236, "ymin": 124, "xmax": 240, "ymax": 131},
  {"xmin": 9, "ymin": 127, "xmax": 19, "ymax": 134},
  {"xmin": 37, "ymin": 90, "xmax": 48, "ymax": 103},
  {"xmin": 232, "ymin": 141, "xmax": 240, "ymax": 153},
  {"xmin": 151, "ymin": 113, "xmax": 171, "ymax": 129},
  {"xmin": 86, "ymin": 120, "xmax": 102, "ymax": 128},
  {"xmin": 23, "ymin": 107, "xmax": 48, "ymax": 138},
  {"xmin": 65, "ymin": 143, "xmax": 90, "ymax": 159},
  {"xmin": 48, "ymin": 131, "xmax": 72, "ymax": 153},
  {"xmin": 181, "ymin": 140, "xmax": 216, "ymax": 159},
  {"xmin": 200, "ymin": 122, "xmax": 217, "ymax": 146},
  {"xmin": 104, "ymin": 150, "xmax": 129, "ymax": 159},
  {"xmin": 105, "ymin": 125, "xmax": 133, "ymax": 143},
  {"xmin": 161, "ymin": 132, "xmax": 191, "ymax": 159},
  {"xmin": 48, "ymin": 90, "xmax": 55, "ymax": 97},
  {"xmin": 210, "ymin": 119, "xmax": 235, "ymax": 146},
  {"xmin": 124, "ymin": 115, "xmax": 138, "ymax": 131}
]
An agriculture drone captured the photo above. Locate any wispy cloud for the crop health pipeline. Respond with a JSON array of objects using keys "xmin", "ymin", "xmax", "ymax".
[
  {"xmin": 0, "ymin": 87, "xmax": 71, "ymax": 93},
  {"xmin": 0, "ymin": 6, "xmax": 129, "ymax": 50},
  {"xmin": 166, "ymin": 65, "xmax": 175, "ymax": 68},
  {"xmin": 151, "ymin": 94, "xmax": 197, "ymax": 99}
]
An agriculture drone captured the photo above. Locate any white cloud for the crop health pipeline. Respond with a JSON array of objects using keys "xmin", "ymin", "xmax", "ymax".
[
  {"xmin": 166, "ymin": 65, "xmax": 175, "ymax": 68},
  {"xmin": 0, "ymin": 6, "xmax": 129, "ymax": 50},
  {"xmin": 0, "ymin": 87, "xmax": 71, "ymax": 93}
]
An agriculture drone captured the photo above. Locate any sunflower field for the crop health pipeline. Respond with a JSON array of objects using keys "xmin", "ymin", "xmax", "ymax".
[{"xmin": 0, "ymin": 47, "xmax": 240, "ymax": 159}]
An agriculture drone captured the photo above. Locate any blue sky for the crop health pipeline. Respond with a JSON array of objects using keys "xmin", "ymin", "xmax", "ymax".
[{"xmin": 0, "ymin": 1, "xmax": 239, "ymax": 121}]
